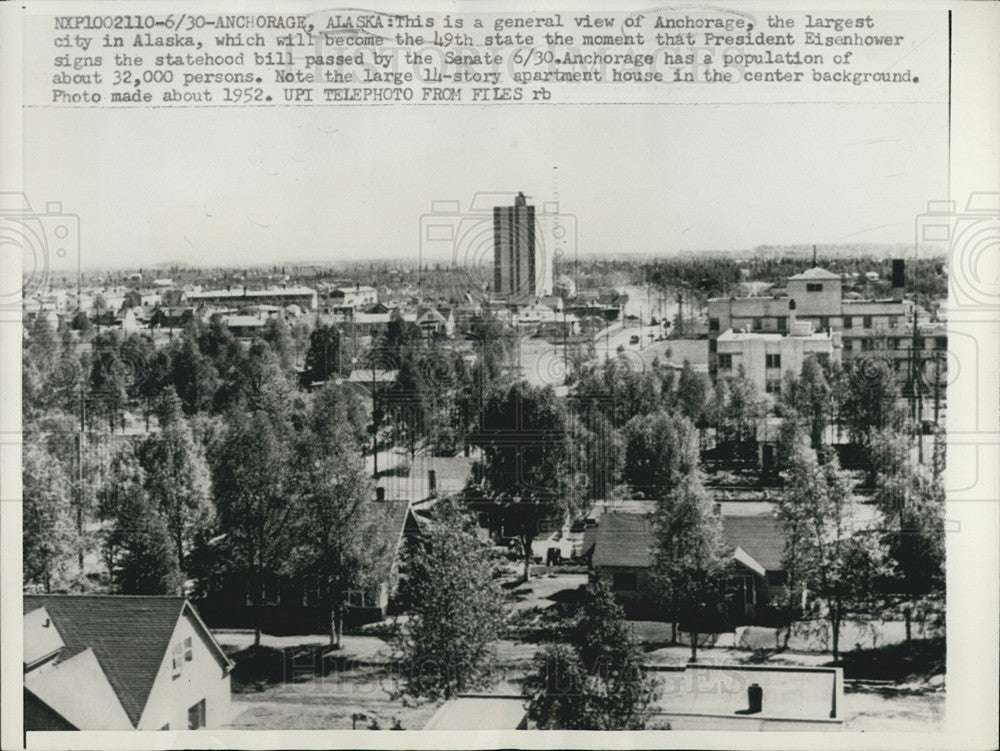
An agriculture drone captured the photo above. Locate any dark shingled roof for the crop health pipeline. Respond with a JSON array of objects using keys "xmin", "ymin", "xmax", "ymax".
[
  {"xmin": 586, "ymin": 513, "xmax": 786, "ymax": 572},
  {"xmin": 587, "ymin": 513, "xmax": 654, "ymax": 568},
  {"xmin": 23, "ymin": 595, "xmax": 185, "ymax": 727},
  {"xmin": 720, "ymin": 515, "xmax": 786, "ymax": 572}
]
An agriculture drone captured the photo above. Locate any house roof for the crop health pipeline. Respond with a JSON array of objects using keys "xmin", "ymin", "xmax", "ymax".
[
  {"xmin": 23, "ymin": 595, "xmax": 231, "ymax": 727},
  {"xmin": 788, "ymin": 267, "xmax": 842, "ymax": 281},
  {"xmin": 24, "ymin": 648, "xmax": 133, "ymax": 730},
  {"xmin": 23, "ymin": 606, "xmax": 64, "ymax": 668},
  {"xmin": 720, "ymin": 516, "xmax": 786, "ymax": 571},
  {"xmin": 587, "ymin": 512, "xmax": 653, "ymax": 568},
  {"xmin": 586, "ymin": 513, "xmax": 786, "ymax": 573},
  {"xmin": 346, "ymin": 368, "xmax": 398, "ymax": 384},
  {"xmin": 369, "ymin": 499, "xmax": 420, "ymax": 581}
]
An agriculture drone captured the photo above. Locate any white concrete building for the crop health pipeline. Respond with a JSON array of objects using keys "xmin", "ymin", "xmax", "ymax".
[{"xmin": 716, "ymin": 322, "xmax": 842, "ymax": 396}]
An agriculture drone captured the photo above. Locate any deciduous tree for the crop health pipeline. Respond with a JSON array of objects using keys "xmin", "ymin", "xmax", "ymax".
[
  {"xmin": 394, "ymin": 500, "xmax": 506, "ymax": 700},
  {"xmin": 23, "ymin": 442, "xmax": 74, "ymax": 591},
  {"xmin": 776, "ymin": 431, "xmax": 890, "ymax": 661},
  {"xmin": 473, "ymin": 382, "xmax": 586, "ymax": 580}
]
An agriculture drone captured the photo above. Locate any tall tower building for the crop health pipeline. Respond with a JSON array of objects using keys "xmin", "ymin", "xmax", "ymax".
[{"xmin": 493, "ymin": 192, "xmax": 536, "ymax": 301}]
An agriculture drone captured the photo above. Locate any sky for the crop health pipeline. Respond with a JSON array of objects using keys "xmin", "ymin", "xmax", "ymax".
[{"xmin": 22, "ymin": 101, "xmax": 948, "ymax": 271}]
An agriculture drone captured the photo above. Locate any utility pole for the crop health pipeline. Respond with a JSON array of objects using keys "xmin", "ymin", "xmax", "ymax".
[
  {"xmin": 933, "ymin": 353, "xmax": 941, "ymax": 423},
  {"xmin": 77, "ymin": 377, "xmax": 86, "ymax": 573},
  {"xmin": 371, "ymin": 355, "xmax": 379, "ymax": 477}
]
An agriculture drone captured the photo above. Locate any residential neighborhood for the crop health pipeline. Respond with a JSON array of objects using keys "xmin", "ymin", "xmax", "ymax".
[{"xmin": 20, "ymin": 194, "xmax": 949, "ymax": 734}]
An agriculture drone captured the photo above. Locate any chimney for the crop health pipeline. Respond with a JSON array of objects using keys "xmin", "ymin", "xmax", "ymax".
[
  {"xmin": 812, "ymin": 244, "xmax": 817, "ymax": 266},
  {"xmin": 891, "ymin": 259, "xmax": 905, "ymax": 301},
  {"xmin": 375, "ymin": 486, "xmax": 385, "ymax": 501},
  {"xmin": 428, "ymin": 469, "xmax": 437, "ymax": 497}
]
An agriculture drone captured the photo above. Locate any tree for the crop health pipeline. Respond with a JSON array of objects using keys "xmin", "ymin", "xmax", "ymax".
[
  {"xmin": 289, "ymin": 440, "xmax": 377, "ymax": 648},
  {"xmin": 302, "ymin": 323, "xmax": 341, "ymax": 385},
  {"xmin": 394, "ymin": 500, "xmax": 506, "ymax": 700},
  {"xmin": 523, "ymin": 578, "xmax": 660, "ymax": 729},
  {"xmin": 571, "ymin": 356, "xmax": 664, "ymax": 428},
  {"xmin": 869, "ymin": 427, "xmax": 945, "ymax": 598},
  {"xmin": 473, "ymin": 382, "xmax": 587, "ymax": 581},
  {"xmin": 308, "ymin": 381, "xmax": 369, "ymax": 454},
  {"xmin": 88, "ymin": 330, "xmax": 131, "ymax": 430},
  {"xmin": 23, "ymin": 442, "xmax": 74, "ymax": 591},
  {"xmin": 211, "ymin": 411, "xmax": 294, "ymax": 647},
  {"xmin": 261, "ymin": 316, "xmax": 296, "ymax": 372},
  {"xmin": 623, "ymin": 411, "xmax": 699, "ymax": 499},
  {"xmin": 708, "ymin": 368, "xmax": 766, "ymax": 465},
  {"xmin": 70, "ymin": 310, "xmax": 94, "ymax": 337},
  {"xmin": 170, "ymin": 332, "xmax": 220, "ymax": 414},
  {"xmin": 381, "ymin": 309, "xmax": 422, "ymax": 361},
  {"xmin": 840, "ymin": 354, "xmax": 906, "ymax": 444},
  {"xmin": 776, "ymin": 431, "xmax": 890, "ymax": 661},
  {"xmin": 138, "ymin": 409, "xmax": 213, "ymax": 573},
  {"xmin": 781, "ymin": 356, "xmax": 832, "ymax": 449},
  {"xmin": 98, "ymin": 442, "xmax": 182, "ymax": 595},
  {"xmin": 468, "ymin": 310, "xmax": 516, "ymax": 386},
  {"xmin": 673, "ymin": 360, "xmax": 709, "ymax": 425},
  {"xmin": 651, "ymin": 471, "xmax": 727, "ymax": 656}
]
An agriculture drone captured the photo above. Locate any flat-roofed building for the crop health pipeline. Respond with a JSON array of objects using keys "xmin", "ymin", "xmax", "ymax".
[
  {"xmin": 716, "ymin": 322, "xmax": 842, "ymax": 397},
  {"xmin": 187, "ymin": 286, "xmax": 317, "ymax": 310}
]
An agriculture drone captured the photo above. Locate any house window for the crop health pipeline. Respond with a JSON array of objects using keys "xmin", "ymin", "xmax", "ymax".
[
  {"xmin": 765, "ymin": 379, "xmax": 782, "ymax": 394},
  {"xmin": 767, "ymin": 571, "xmax": 788, "ymax": 586},
  {"xmin": 709, "ymin": 339, "xmax": 717, "ymax": 353},
  {"xmin": 752, "ymin": 318, "xmax": 762, "ymax": 330},
  {"xmin": 863, "ymin": 316, "xmax": 873, "ymax": 328},
  {"xmin": 815, "ymin": 353, "xmax": 830, "ymax": 365},
  {"xmin": 718, "ymin": 354, "xmax": 732, "ymax": 370},
  {"xmin": 187, "ymin": 699, "xmax": 206, "ymax": 730},
  {"xmin": 612, "ymin": 572, "xmax": 638, "ymax": 592},
  {"xmin": 843, "ymin": 316, "xmax": 853, "ymax": 329},
  {"xmin": 348, "ymin": 589, "xmax": 374, "ymax": 608},
  {"xmin": 303, "ymin": 578, "xmax": 321, "ymax": 607},
  {"xmin": 709, "ymin": 318, "xmax": 720, "ymax": 332},
  {"xmin": 776, "ymin": 317, "xmax": 787, "ymax": 331},
  {"xmin": 806, "ymin": 283, "xmax": 823, "ymax": 292},
  {"xmin": 765, "ymin": 354, "xmax": 781, "ymax": 369},
  {"xmin": 889, "ymin": 338, "xmax": 900, "ymax": 349},
  {"xmin": 264, "ymin": 579, "xmax": 280, "ymax": 605},
  {"xmin": 172, "ymin": 637, "xmax": 193, "ymax": 678},
  {"xmin": 819, "ymin": 317, "xmax": 829, "ymax": 330},
  {"xmin": 935, "ymin": 337, "xmax": 947, "ymax": 348},
  {"xmin": 735, "ymin": 575, "xmax": 756, "ymax": 604},
  {"xmin": 861, "ymin": 338, "xmax": 874, "ymax": 351}
]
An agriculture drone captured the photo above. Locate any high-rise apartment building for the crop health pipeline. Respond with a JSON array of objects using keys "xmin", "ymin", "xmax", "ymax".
[{"xmin": 493, "ymin": 192, "xmax": 536, "ymax": 301}]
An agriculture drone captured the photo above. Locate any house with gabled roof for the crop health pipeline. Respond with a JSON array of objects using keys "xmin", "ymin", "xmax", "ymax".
[
  {"xmin": 23, "ymin": 595, "xmax": 233, "ymax": 731},
  {"xmin": 416, "ymin": 306, "xmax": 455, "ymax": 337},
  {"xmin": 194, "ymin": 495, "xmax": 423, "ymax": 635},
  {"xmin": 583, "ymin": 513, "xmax": 790, "ymax": 625}
]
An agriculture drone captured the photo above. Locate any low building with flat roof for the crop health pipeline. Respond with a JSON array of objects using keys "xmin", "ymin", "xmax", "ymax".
[{"xmin": 715, "ymin": 323, "xmax": 842, "ymax": 397}]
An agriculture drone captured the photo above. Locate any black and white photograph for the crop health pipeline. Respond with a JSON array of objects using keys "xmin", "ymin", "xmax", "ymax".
[{"xmin": 1, "ymin": 1, "xmax": 997, "ymax": 748}]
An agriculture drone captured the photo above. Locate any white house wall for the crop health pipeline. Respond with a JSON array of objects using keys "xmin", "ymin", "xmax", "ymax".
[{"xmin": 137, "ymin": 610, "xmax": 231, "ymax": 730}]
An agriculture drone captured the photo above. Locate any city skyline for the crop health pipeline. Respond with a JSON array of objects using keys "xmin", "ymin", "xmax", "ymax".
[{"xmin": 20, "ymin": 102, "xmax": 948, "ymax": 273}]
